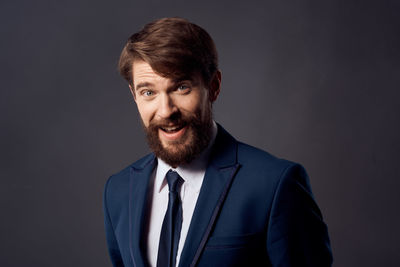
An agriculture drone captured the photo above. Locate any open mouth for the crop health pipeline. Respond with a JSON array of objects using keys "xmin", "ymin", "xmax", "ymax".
[
  {"xmin": 160, "ymin": 125, "xmax": 185, "ymax": 133},
  {"xmin": 158, "ymin": 124, "xmax": 187, "ymax": 141}
]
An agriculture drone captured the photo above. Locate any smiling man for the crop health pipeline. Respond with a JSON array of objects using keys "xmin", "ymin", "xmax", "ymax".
[
  {"xmin": 103, "ymin": 18, "xmax": 333, "ymax": 267},
  {"xmin": 131, "ymin": 60, "xmax": 217, "ymax": 168}
]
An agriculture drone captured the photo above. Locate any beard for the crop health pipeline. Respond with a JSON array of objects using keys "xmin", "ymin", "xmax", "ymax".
[{"xmin": 143, "ymin": 105, "xmax": 213, "ymax": 167}]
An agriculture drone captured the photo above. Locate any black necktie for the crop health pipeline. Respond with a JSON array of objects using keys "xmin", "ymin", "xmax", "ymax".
[{"xmin": 157, "ymin": 170, "xmax": 184, "ymax": 267}]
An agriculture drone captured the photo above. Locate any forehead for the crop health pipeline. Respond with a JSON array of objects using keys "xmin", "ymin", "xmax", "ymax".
[
  {"xmin": 132, "ymin": 60, "xmax": 203, "ymax": 88},
  {"xmin": 132, "ymin": 61, "xmax": 163, "ymax": 83}
]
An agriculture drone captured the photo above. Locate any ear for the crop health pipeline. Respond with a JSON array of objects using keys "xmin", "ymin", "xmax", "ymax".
[
  {"xmin": 129, "ymin": 84, "xmax": 136, "ymax": 102},
  {"xmin": 209, "ymin": 70, "xmax": 221, "ymax": 102}
]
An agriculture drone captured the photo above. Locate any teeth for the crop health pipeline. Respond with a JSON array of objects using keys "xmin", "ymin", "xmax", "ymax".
[{"xmin": 162, "ymin": 126, "xmax": 180, "ymax": 132}]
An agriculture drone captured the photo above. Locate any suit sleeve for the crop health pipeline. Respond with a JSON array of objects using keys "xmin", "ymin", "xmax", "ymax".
[
  {"xmin": 266, "ymin": 164, "xmax": 333, "ymax": 267},
  {"xmin": 103, "ymin": 176, "xmax": 125, "ymax": 267}
]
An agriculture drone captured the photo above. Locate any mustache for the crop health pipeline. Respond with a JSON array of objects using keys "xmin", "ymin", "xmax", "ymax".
[
  {"xmin": 149, "ymin": 118, "xmax": 186, "ymax": 128},
  {"xmin": 148, "ymin": 113, "xmax": 196, "ymax": 129}
]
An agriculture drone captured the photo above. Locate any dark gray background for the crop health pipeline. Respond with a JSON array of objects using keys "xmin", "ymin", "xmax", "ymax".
[{"xmin": 1, "ymin": 0, "xmax": 399, "ymax": 266}]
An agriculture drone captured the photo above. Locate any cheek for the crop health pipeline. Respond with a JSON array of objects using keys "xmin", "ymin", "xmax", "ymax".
[
  {"xmin": 183, "ymin": 91, "xmax": 209, "ymax": 113},
  {"xmin": 197, "ymin": 94, "xmax": 211, "ymax": 117},
  {"xmin": 136, "ymin": 103, "xmax": 154, "ymax": 126}
]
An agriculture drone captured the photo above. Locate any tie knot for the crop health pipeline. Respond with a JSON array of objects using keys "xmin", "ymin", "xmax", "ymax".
[{"xmin": 166, "ymin": 170, "xmax": 184, "ymax": 193}]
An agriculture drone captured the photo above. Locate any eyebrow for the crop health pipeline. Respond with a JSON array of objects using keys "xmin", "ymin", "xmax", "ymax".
[
  {"xmin": 134, "ymin": 77, "xmax": 199, "ymax": 91},
  {"xmin": 173, "ymin": 78, "xmax": 201, "ymax": 88},
  {"xmin": 135, "ymin": 82, "xmax": 153, "ymax": 91}
]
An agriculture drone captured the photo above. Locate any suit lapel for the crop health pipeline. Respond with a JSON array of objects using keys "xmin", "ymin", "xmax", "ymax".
[
  {"xmin": 178, "ymin": 125, "xmax": 240, "ymax": 267},
  {"xmin": 129, "ymin": 154, "xmax": 156, "ymax": 267}
]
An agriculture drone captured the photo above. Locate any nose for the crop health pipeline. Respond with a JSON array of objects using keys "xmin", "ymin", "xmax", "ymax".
[{"xmin": 157, "ymin": 93, "xmax": 178, "ymax": 119}]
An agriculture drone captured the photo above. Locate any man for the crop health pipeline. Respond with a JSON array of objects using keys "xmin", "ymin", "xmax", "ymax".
[{"xmin": 104, "ymin": 17, "xmax": 333, "ymax": 267}]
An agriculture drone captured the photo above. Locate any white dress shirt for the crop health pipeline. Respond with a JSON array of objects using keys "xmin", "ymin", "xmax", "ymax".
[{"xmin": 146, "ymin": 121, "xmax": 218, "ymax": 267}]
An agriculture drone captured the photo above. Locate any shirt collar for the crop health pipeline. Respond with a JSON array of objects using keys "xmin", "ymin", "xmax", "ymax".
[{"xmin": 155, "ymin": 121, "xmax": 218, "ymax": 193}]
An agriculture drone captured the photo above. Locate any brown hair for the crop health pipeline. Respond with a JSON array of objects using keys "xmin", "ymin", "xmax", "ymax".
[{"xmin": 118, "ymin": 17, "xmax": 218, "ymax": 87}]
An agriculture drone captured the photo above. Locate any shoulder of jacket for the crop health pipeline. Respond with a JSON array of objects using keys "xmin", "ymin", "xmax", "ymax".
[
  {"xmin": 236, "ymin": 141, "xmax": 301, "ymax": 173},
  {"xmin": 106, "ymin": 153, "xmax": 155, "ymax": 185}
]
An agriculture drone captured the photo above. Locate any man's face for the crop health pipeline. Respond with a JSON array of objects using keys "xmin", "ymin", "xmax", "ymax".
[{"xmin": 131, "ymin": 60, "xmax": 218, "ymax": 167}]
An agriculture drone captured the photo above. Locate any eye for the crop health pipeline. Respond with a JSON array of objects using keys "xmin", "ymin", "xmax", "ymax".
[
  {"xmin": 141, "ymin": 90, "xmax": 154, "ymax": 97},
  {"xmin": 177, "ymin": 84, "xmax": 191, "ymax": 94}
]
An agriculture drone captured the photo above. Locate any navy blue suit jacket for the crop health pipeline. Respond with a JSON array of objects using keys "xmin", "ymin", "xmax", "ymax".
[{"xmin": 103, "ymin": 125, "xmax": 333, "ymax": 266}]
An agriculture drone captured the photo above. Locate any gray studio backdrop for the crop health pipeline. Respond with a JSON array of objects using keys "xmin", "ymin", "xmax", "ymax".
[{"xmin": 1, "ymin": 0, "xmax": 399, "ymax": 266}]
